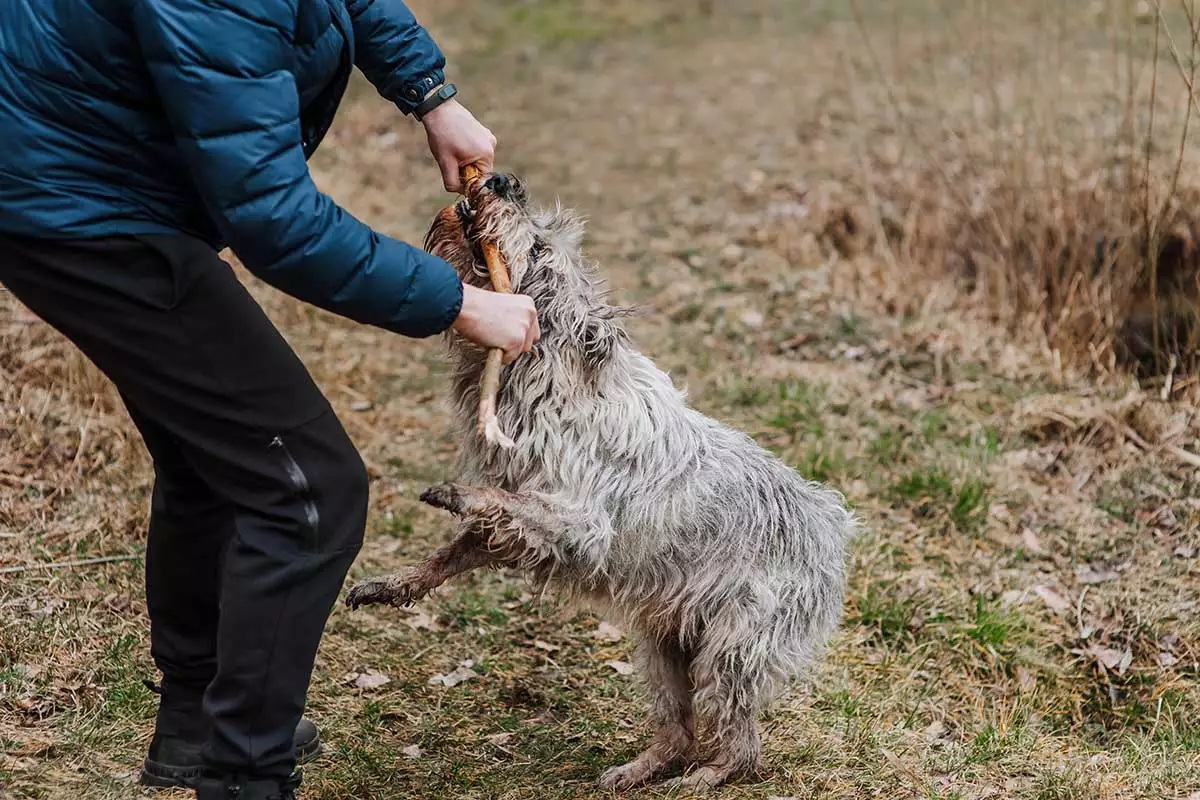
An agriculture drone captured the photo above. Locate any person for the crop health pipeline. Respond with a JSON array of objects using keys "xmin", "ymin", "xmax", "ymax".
[{"xmin": 0, "ymin": 2, "xmax": 539, "ymax": 799}]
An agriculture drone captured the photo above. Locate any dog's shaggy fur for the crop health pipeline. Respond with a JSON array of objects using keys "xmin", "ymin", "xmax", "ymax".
[{"xmin": 347, "ymin": 175, "xmax": 855, "ymax": 790}]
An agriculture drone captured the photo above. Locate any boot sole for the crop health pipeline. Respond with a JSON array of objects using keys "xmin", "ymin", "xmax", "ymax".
[
  {"xmin": 139, "ymin": 756, "xmax": 202, "ymax": 788},
  {"xmin": 138, "ymin": 731, "xmax": 322, "ymax": 788}
]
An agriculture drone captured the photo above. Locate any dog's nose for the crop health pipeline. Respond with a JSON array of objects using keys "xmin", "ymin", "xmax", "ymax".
[{"xmin": 484, "ymin": 173, "xmax": 512, "ymax": 198}]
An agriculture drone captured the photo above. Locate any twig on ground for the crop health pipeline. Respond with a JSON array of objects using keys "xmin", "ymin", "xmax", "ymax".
[{"xmin": 0, "ymin": 553, "xmax": 143, "ymax": 575}]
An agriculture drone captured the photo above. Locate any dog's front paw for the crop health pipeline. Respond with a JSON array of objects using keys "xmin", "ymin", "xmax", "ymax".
[
  {"xmin": 345, "ymin": 577, "xmax": 393, "ymax": 610},
  {"xmin": 346, "ymin": 568, "xmax": 431, "ymax": 610},
  {"xmin": 419, "ymin": 482, "xmax": 465, "ymax": 514},
  {"xmin": 659, "ymin": 766, "xmax": 728, "ymax": 793},
  {"xmin": 600, "ymin": 761, "xmax": 657, "ymax": 791}
]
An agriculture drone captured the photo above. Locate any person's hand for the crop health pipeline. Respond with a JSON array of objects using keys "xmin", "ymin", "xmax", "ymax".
[
  {"xmin": 421, "ymin": 99, "xmax": 496, "ymax": 192},
  {"xmin": 452, "ymin": 284, "xmax": 539, "ymax": 363}
]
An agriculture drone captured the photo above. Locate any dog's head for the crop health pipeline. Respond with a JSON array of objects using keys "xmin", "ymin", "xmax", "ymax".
[
  {"xmin": 425, "ymin": 172, "xmax": 585, "ymax": 295},
  {"xmin": 425, "ymin": 172, "xmax": 627, "ymax": 367}
]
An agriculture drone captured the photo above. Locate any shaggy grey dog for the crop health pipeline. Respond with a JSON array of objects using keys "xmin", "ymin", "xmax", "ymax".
[{"xmin": 347, "ymin": 174, "xmax": 854, "ymax": 791}]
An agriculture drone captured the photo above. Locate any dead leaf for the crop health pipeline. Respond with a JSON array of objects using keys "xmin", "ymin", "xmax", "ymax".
[
  {"xmin": 605, "ymin": 660, "xmax": 635, "ymax": 676},
  {"xmin": 350, "ymin": 400, "xmax": 374, "ymax": 412},
  {"xmin": 1000, "ymin": 589, "xmax": 1024, "ymax": 608},
  {"xmin": 401, "ymin": 744, "xmax": 423, "ymax": 759},
  {"xmin": 923, "ymin": 720, "xmax": 946, "ymax": 741},
  {"xmin": 401, "ymin": 606, "xmax": 442, "ymax": 632},
  {"xmin": 1089, "ymin": 644, "xmax": 1133, "ymax": 676},
  {"xmin": 429, "ymin": 660, "xmax": 479, "ymax": 688},
  {"xmin": 1020, "ymin": 527, "xmax": 1046, "ymax": 555},
  {"xmin": 740, "ymin": 310, "xmax": 765, "ymax": 329},
  {"xmin": 486, "ymin": 732, "xmax": 519, "ymax": 747},
  {"xmin": 27, "ymin": 599, "xmax": 65, "ymax": 617},
  {"xmin": 1033, "ymin": 585, "xmax": 1071, "ymax": 614},
  {"xmin": 592, "ymin": 621, "xmax": 624, "ymax": 642},
  {"xmin": 533, "ymin": 639, "xmax": 561, "ymax": 652},
  {"xmin": 13, "ymin": 663, "xmax": 41, "ymax": 680},
  {"xmin": 1158, "ymin": 651, "xmax": 1179, "ymax": 667},
  {"xmin": 112, "ymin": 768, "xmax": 140, "ymax": 785},
  {"xmin": 1076, "ymin": 566, "xmax": 1119, "ymax": 585},
  {"xmin": 1174, "ymin": 546, "xmax": 1196, "ymax": 559},
  {"xmin": 1015, "ymin": 666, "xmax": 1036, "ymax": 690},
  {"xmin": 354, "ymin": 670, "xmax": 391, "ymax": 690}
]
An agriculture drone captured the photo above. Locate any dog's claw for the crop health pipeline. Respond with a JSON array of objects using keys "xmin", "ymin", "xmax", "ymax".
[
  {"xmin": 345, "ymin": 578, "xmax": 394, "ymax": 610},
  {"xmin": 346, "ymin": 568, "xmax": 430, "ymax": 610},
  {"xmin": 420, "ymin": 482, "xmax": 464, "ymax": 514},
  {"xmin": 600, "ymin": 762, "xmax": 656, "ymax": 791}
]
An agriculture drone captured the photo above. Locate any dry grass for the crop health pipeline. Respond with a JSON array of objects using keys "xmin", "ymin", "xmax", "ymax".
[
  {"xmin": 2, "ymin": 2, "xmax": 1199, "ymax": 799},
  {"xmin": 825, "ymin": 0, "xmax": 1200, "ymax": 377}
]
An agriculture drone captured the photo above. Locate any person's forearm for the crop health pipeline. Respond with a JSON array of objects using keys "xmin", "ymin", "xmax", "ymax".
[{"xmin": 345, "ymin": 0, "xmax": 445, "ymax": 114}]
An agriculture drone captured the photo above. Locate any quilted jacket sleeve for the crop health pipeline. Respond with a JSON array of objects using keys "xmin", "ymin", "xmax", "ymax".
[
  {"xmin": 130, "ymin": 0, "xmax": 462, "ymax": 338},
  {"xmin": 345, "ymin": 0, "xmax": 446, "ymax": 114}
]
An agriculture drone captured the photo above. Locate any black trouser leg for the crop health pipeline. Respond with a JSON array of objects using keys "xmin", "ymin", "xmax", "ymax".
[
  {"xmin": 0, "ymin": 234, "xmax": 368, "ymax": 779},
  {"xmin": 196, "ymin": 408, "xmax": 366, "ymax": 777},
  {"xmin": 124, "ymin": 395, "xmax": 234, "ymax": 694}
]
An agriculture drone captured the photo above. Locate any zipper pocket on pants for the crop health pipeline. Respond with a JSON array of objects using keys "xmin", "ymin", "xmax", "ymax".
[{"xmin": 270, "ymin": 435, "xmax": 321, "ymax": 550}]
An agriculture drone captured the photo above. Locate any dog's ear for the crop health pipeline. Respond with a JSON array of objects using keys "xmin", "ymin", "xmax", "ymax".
[
  {"xmin": 579, "ymin": 308, "xmax": 630, "ymax": 376},
  {"xmin": 543, "ymin": 205, "xmax": 586, "ymax": 255},
  {"xmin": 581, "ymin": 319, "xmax": 616, "ymax": 374}
]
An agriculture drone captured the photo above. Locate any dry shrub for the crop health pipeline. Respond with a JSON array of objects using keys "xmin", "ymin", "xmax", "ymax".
[
  {"xmin": 839, "ymin": 162, "xmax": 1200, "ymax": 376},
  {"xmin": 824, "ymin": 0, "xmax": 1200, "ymax": 379},
  {"xmin": 1012, "ymin": 386, "xmax": 1200, "ymax": 472}
]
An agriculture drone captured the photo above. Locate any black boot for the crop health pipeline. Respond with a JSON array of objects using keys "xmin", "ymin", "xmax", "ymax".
[
  {"xmin": 194, "ymin": 772, "xmax": 301, "ymax": 800},
  {"xmin": 140, "ymin": 680, "xmax": 322, "ymax": 788}
]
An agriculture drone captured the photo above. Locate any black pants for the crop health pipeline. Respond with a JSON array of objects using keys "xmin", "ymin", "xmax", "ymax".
[{"xmin": 0, "ymin": 234, "xmax": 368, "ymax": 779}]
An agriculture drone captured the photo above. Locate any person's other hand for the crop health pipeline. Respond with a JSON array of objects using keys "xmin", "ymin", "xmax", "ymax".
[
  {"xmin": 422, "ymin": 99, "xmax": 496, "ymax": 192},
  {"xmin": 452, "ymin": 284, "xmax": 539, "ymax": 363}
]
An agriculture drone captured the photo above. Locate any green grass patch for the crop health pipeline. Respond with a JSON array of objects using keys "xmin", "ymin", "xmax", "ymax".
[
  {"xmin": 849, "ymin": 582, "xmax": 924, "ymax": 646},
  {"xmin": 890, "ymin": 469, "xmax": 990, "ymax": 533}
]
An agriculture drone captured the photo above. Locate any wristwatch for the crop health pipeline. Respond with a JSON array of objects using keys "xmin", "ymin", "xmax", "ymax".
[{"xmin": 414, "ymin": 83, "xmax": 458, "ymax": 120}]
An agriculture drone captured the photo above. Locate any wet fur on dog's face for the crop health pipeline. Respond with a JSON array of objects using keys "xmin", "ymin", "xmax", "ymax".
[
  {"xmin": 424, "ymin": 173, "xmax": 628, "ymax": 367},
  {"xmin": 424, "ymin": 173, "xmax": 530, "ymax": 289}
]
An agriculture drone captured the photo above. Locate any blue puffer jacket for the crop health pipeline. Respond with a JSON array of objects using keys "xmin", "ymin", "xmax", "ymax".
[{"xmin": 0, "ymin": 0, "xmax": 462, "ymax": 338}]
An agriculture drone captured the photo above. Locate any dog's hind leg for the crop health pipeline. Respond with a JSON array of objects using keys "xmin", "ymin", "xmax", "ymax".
[
  {"xmin": 345, "ymin": 526, "xmax": 493, "ymax": 610},
  {"xmin": 666, "ymin": 640, "xmax": 771, "ymax": 792},
  {"xmin": 599, "ymin": 638, "xmax": 694, "ymax": 790}
]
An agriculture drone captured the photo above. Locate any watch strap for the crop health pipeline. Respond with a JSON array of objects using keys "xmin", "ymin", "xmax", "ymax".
[{"xmin": 414, "ymin": 83, "xmax": 458, "ymax": 120}]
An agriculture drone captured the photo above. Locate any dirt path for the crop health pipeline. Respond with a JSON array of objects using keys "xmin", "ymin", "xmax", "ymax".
[{"xmin": 1, "ymin": 4, "xmax": 1197, "ymax": 799}]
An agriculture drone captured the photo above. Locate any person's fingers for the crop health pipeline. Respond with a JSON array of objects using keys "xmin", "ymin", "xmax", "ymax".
[
  {"xmin": 439, "ymin": 156, "xmax": 460, "ymax": 192},
  {"xmin": 476, "ymin": 137, "xmax": 496, "ymax": 175},
  {"xmin": 523, "ymin": 312, "xmax": 540, "ymax": 353},
  {"xmin": 521, "ymin": 321, "xmax": 535, "ymax": 354}
]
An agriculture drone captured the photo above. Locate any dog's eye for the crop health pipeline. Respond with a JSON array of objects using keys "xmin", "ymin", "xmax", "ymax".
[{"xmin": 454, "ymin": 200, "xmax": 473, "ymax": 229}]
